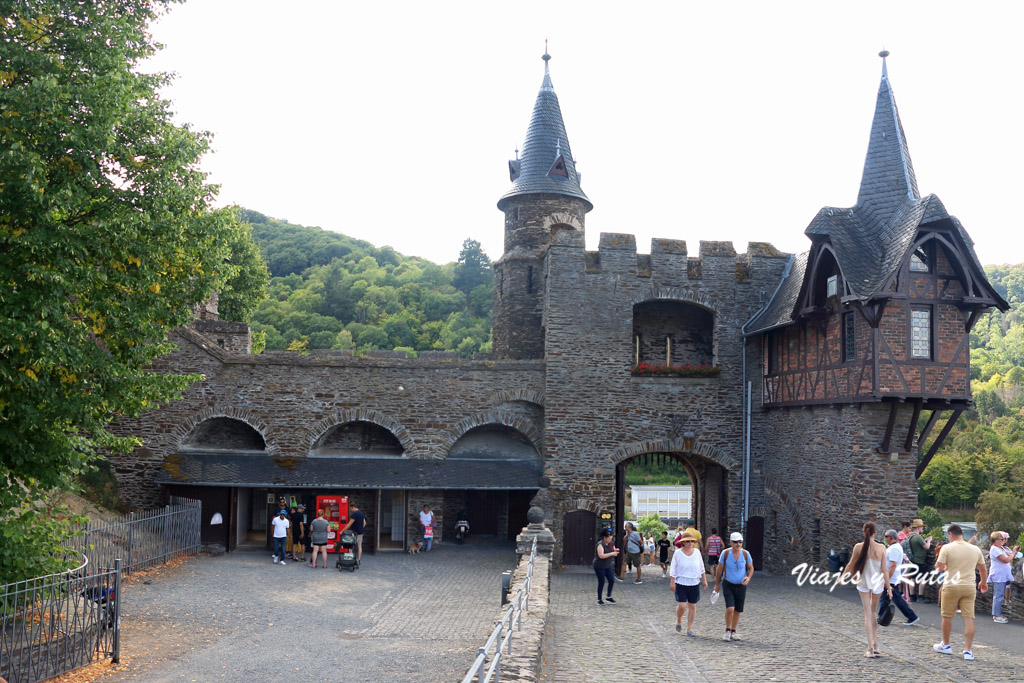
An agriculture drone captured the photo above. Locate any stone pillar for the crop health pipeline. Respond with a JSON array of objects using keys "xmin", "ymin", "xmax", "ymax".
[{"xmin": 516, "ymin": 506, "xmax": 555, "ymax": 560}]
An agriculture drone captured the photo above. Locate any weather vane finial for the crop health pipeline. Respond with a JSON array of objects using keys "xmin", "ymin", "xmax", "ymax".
[{"xmin": 543, "ymin": 39, "xmax": 551, "ymax": 75}]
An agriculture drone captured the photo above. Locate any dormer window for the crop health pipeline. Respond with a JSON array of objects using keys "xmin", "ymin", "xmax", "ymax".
[
  {"xmin": 909, "ymin": 247, "xmax": 929, "ymax": 273},
  {"xmin": 548, "ymin": 155, "xmax": 568, "ymax": 177},
  {"xmin": 826, "ymin": 275, "xmax": 838, "ymax": 298}
]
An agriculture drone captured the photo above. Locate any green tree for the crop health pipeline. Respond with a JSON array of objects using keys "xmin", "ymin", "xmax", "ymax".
[
  {"xmin": 917, "ymin": 506, "xmax": 944, "ymax": 532},
  {"xmin": 452, "ymin": 238, "xmax": 492, "ymax": 295},
  {"xmin": 975, "ymin": 490, "xmax": 1024, "ymax": 542},
  {"xmin": 218, "ymin": 209, "xmax": 269, "ymax": 322},
  {"xmin": 637, "ymin": 512, "xmax": 668, "ymax": 538},
  {"xmin": 0, "ymin": 1, "xmax": 252, "ymax": 582}
]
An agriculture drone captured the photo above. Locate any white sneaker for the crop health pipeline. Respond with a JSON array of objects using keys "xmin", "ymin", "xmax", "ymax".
[
  {"xmin": 993, "ymin": 616, "xmax": 1008, "ymax": 624},
  {"xmin": 272, "ymin": 556, "xmax": 278, "ymax": 563},
  {"xmin": 933, "ymin": 642, "xmax": 952, "ymax": 655},
  {"xmin": 963, "ymin": 650, "xmax": 974, "ymax": 661},
  {"xmin": 722, "ymin": 631, "xmax": 732, "ymax": 641},
  {"xmin": 730, "ymin": 632, "xmax": 742, "ymax": 641}
]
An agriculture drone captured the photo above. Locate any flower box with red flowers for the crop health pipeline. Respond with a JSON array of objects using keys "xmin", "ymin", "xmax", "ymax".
[{"xmin": 631, "ymin": 362, "xmax": 721, "ymax": 378}]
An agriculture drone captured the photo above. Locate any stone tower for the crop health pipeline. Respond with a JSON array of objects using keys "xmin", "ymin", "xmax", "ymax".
[{"xmin": 493, "ymin": 51, "xmax": 592, "ymax": 360}]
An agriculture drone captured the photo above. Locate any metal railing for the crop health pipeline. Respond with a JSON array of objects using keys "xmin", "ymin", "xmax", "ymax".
[
  {"xmin": 62, "ymin": 496, "xmax": 201, "ymax": 576},
  {"xmin": 0, "ymin": 556, "xmax": 122, "ymax": 683},
  {"xmin": 461, "ymin": 536, "xmax": 538, "ymax": 683}
]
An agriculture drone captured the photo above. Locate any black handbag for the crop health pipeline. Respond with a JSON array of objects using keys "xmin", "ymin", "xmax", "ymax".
[{"xmin": 878, "ymin": 602, "xmax": 895, "ymax": 627}]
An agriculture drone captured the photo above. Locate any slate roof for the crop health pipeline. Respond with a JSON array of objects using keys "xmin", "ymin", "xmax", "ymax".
[
  {"xmin": 156, "ymin": 452, "xmax": 544, "ymax": 490},
  {"xmin": 497, "ymin": 53, "xmax": 591, "ymax": 210},
  {"xmin": 744, "ymin": 253, "xmax": 805, "ymax": 334},
  {"xmin": 746, "ymin": 55, "xmax": 1005, "ymax": 335}
]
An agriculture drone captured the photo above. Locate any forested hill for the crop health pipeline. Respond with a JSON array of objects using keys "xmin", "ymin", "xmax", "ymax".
[
  {"xmin": 240, "ymin": 209, "xmax": 493, "ymax": 357},
  {"xmin": 917, "ymin": 263, "xmax": 1024, "ymax": 520}
]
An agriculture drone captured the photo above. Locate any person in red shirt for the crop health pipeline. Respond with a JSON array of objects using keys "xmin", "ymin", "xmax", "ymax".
[{"xmin": 705, "ymin": 528, "xmax": 724, "ymax": 572}]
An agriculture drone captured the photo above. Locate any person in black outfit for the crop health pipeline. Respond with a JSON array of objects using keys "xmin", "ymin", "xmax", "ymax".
[
  {"xmin": 593, "ymin": 529, "xmax": 620, "ymax": 605},
  {"xmin": 342, "ymin": 503, "xmax": 366, "ymax": 567},
  {"xmin": 290, "ymin": 504, "xmax": 306, "ymax": 563},
  {"xmin": 657, "ymin": 531, "xmax": 673, "ymax": 579}
]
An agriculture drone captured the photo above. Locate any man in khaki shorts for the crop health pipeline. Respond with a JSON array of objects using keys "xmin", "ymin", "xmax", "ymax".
[{"xmin": 932, "ymin": 525, "xmax": 988, "ymax": 661}]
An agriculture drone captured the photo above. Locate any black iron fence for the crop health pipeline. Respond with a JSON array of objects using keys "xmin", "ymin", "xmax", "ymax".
[
  {"xmin": 0, "ymin": 557, "xmax": 121, "ymax": 683},
  {"xmin": 62, "ymin": 496, "xmax": 202, "ymax": 576},
  {"xmin": 0, "ymin": 497, "xmax": 201, "ymax": 682}
]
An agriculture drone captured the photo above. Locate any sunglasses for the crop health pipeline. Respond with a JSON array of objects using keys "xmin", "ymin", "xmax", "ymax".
[{"xmin": 730, "ymin": 540, "xmax": 742, "ymax": 544}]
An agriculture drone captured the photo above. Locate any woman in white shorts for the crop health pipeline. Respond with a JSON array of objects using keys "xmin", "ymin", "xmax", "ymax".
[{"xmin": 843, "ymin": 521, "xmax": 891, "ymax": 658}]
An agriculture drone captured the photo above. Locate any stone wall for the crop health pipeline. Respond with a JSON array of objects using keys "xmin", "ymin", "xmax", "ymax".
[
  {"xmin": 109, "ymin": 335, "xmax": 544, "ymax": 509},
  {"xmin": 541, "ymin": 232, "xmax": 790, "ymax": 559},
  {"xmin": 753, "ymin": 402, "xmax": 919, "ymax": 572}
]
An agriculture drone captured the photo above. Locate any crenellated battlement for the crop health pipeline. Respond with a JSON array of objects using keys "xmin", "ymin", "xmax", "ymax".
[{"xmin": 550, "ymin": 229, "xmax": 789, "ymax": 284}]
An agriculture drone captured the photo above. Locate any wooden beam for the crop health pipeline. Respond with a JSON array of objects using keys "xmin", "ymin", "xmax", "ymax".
[
  {"xmin": 904, "ymin": 400, "xmax": 923, "ymax": 452},
  {"xmin": 880, "ymin": 401, "xmax": 899, "ymax": 452},
  {"xmin": 918, "ymin": 409, "xmax": 941, "ymax": 446},
  {"xmin": 916, "ymin": 409, "xmax": 964, "ymax": 479}
]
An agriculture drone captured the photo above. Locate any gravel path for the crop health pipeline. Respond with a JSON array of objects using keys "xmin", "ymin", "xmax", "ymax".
[{"xmin": 106, "ymin": 541, "xmax": 517, "ymax": 682}]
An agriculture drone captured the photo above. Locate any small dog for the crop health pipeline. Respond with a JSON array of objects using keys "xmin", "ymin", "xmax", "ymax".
[{"xmin": 408, "ymin": 543, "xmax": 421, "ymax": 554}]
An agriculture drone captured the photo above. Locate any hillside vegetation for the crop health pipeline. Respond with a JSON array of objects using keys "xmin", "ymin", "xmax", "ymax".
[
  {"xmin": 917, "ymin": 264, "xmax": 1024, "ymax": 536},
  {"xmin": 241, "ymin": 209, "xmax": 493, "ymax": 357}
]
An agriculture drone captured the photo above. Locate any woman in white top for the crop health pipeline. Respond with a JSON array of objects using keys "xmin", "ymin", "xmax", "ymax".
[
  {"xmin": 843, "ymin": 521, "xmax": 891, "ymax": 658},
  {"xmin": 989, "ymin": 531, "xmax": 1020, "ymax": 623},
  {"xmin": 645, "ymin": 534, "xmax": 656, "ymax": 565},
  {"xmin": 668, "ymin": 531, "xmax": 707, "ymax": 635}
]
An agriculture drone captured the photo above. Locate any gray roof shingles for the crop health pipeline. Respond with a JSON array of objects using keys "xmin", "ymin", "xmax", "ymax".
[
  {"xmin": 747, "ymin": 56, "xmax": 1002, "ymax": 335},
  {"xmin": 498, "ymin": 56, "xmax": 591, "ymax": 210},
  {"xmin": 157, "ymin": 452, "xmax": 544, "ymax": 490}
]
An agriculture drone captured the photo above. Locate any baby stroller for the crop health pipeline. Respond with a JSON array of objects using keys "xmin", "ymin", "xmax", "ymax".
[{"xmin": 336, "ymin": 529, "xmax": 358, "ymax": 572}]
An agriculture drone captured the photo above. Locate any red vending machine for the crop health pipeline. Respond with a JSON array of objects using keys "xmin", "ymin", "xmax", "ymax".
[{"xmin": 316, "ymin": 495, "xmax": 349, "ymax": 553}]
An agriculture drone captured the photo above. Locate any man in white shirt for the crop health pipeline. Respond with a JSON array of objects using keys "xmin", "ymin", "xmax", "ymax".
[
  {"xmin": 878, "ymin": 529, "xmax": 919, "ymax": 625},
  {"xmin": 270, "ymin": 509, "xmax": 290, "ymax": 565},
  {"xmin": 419, "ymin": 504, "xmax": 436, "ymax": 551}
]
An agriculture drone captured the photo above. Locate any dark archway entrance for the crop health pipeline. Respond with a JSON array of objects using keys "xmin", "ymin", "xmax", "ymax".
[{"xmin": 612, "ymin": 452, "xmax": 729, "ymax": 572}]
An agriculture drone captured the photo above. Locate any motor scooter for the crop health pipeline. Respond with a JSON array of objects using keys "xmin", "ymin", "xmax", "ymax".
[{"xmin": 455, "ymin": 519, "xmax": 470, "ymax": 544}]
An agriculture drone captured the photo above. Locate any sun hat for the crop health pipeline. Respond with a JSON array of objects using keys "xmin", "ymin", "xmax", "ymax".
[
  {"xmin": 730, "ymin": 532, "xmax": 743, "ymax": 542},
  {"xmin": 911, "ymin": 518, "xmax": 925, "ymax": 528}
]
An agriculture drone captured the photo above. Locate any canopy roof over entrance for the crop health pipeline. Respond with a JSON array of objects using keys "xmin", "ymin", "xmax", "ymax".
[{"xmin": 156, "ymin": 452, "xmax": 544, "ymax": 490}]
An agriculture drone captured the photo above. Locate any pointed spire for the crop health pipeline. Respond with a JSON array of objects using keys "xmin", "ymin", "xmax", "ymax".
[
  {"xmin": 498, "ymin": 48, "xmax": 591, "ymax": 211},
  {"xmin": 857, "ymin": 50, "xmax": 919, "ymax": 215}
]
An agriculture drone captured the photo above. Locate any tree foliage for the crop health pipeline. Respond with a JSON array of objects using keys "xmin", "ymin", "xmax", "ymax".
[
  {"xmin": 919, "ymin": 264, "xmax": 1024, "ymax": 516},
  {"xmin": 0, "ymin": 0, "xmax": 263, "ymax": 582},
  {"xmin": 247, "ymin": 213, "xmax": 493, "ymax": 357}
]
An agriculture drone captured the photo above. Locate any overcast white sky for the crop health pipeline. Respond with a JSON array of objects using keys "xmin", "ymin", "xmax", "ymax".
[{"xmin": 147, "ymin": 1, "xmax": 1024, "ymax": 268}]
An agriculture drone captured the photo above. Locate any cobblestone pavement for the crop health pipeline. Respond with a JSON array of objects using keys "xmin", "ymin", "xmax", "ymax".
[
  {"xmin": 104, "ymin": 541, "xmax": 517, "ymax": 682},
  {"xmin": 542, "ymin": 565, "xmax": 1024, "ymax": 683}
]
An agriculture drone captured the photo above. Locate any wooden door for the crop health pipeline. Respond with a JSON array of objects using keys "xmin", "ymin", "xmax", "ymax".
[
  {"xmin": 468, "ymin": 490, "xmax": 499, "ymax": 536},
  {"xmin": 562, "ymin": 510, "xmax": 596, "ymax": 566}
]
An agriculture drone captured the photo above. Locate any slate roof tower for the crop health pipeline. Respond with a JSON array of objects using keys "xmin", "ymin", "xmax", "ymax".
[{"xmin": 493, "ymin": 50, "xmax": 592, "ymax": 360}]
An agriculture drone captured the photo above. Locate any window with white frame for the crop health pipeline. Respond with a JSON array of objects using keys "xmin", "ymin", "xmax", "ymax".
[{"xmin": 910, "ymin": 307, "xmax": 931, "ymax": 359}]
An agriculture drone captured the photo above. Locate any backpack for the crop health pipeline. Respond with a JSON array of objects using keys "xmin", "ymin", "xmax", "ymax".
[{"xmin": 899, "ymin": 537, "xmax": 914, "ymax": 561}]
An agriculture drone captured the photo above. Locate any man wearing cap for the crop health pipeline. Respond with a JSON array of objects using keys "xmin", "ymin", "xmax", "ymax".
[
  {"xmin": 270, "ymin": 508, "xmax": 290, "ymax": 565},
  {"xmin": 713, "ymin": 532, "xmax": 754, "ymax": 640},
  {"xmin": 907, "ymin": 518, "xmax": 933, "ymax": 603},
  {"xmin": 290, "ymin": 504, "xmax": 306, "ymax": 563}
]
